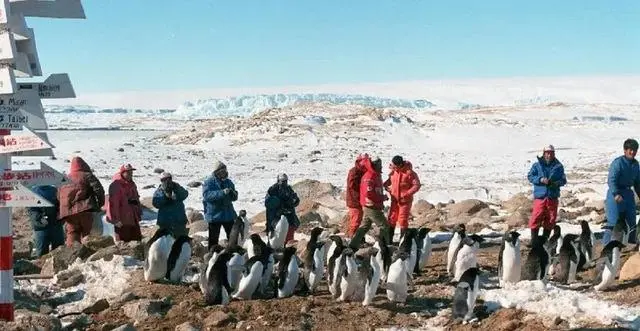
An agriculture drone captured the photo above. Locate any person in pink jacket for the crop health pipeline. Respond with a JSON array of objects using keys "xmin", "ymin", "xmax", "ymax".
[{"xmin": 106, "ymin": 164, "xmax": 142, "ymax": 242}]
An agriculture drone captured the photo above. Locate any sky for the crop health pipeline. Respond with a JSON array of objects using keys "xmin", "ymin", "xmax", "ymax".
[{"xmin": 25, "ymin": 0, "xmax": 640, "ymax": 95}]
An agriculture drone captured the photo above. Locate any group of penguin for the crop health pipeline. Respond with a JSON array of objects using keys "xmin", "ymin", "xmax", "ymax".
[
  {"xmin": 141, "ymin": 210, "xmax": 631, "ymax": 323},
  {"xmin": 447, "ymin": 218, "xmax": 631, "ymax": 322}
]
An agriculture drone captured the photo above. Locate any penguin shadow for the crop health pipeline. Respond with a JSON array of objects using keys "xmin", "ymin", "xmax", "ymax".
[
  {"xmin": 610, "ymin": 278, "xmax": 640, "ymax": 292},
  {"xmin": 374, "ymin": 296, "xmax": 453, "ymax": 315}
]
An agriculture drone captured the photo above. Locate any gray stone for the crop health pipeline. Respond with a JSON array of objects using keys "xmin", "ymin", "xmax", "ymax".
[
  {"xmin": 122, "ymin": 299, "xmax": 164, "ymax": 320},
  {"xmin": 112, "ymin": 323, "xmax": 136, "ymax": 331},
  {"xmin": 40, "ymin": 243, "xmax": 96, "ymax": 275},
  {"xmin": 83, "ymin": 298, "xmax": 110, "ymax": 314},
  {"xmin": 54, "ymin": 268, "xmax": 85, "ymax": 288},
  {"xmin": 187, "ymin": 181, "xmax": 202, "ymax": 188},
  {"xmin": 14, "ymin": 309, "xmax": 62, "ymax": 330},
  {"xmin": 118, "ymin": 292, "xmax": 138, "ymax": 304},
  {"xmin": 14, "ymin": 259, "xmax": 41, "ymax": 275},
  {"xmin": 204, "ymin": 311, "xmax": 235, "ymax": 327},
  {"xmin": 175, "ymin": 321, "xmax": 200, "ymax": 331},
  {"xmin": 186, "ymin": 208, "xmax": 205, "ymax": 224}
]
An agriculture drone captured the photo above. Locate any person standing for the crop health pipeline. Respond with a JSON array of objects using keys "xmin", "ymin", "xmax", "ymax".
[
  {"xmin": 28, "ymin": 185, "xmax": 64, "ymax": 257},
  {"xmin": 106, "ymin": 164, "xmax": 143, "ymax": 242},
  {"xmin": 152, "ymin": 172, "xmax": 189, "ymax": 237},
  {"xmin": 359, "ymin": 156, "xmax": 392, "ymax": 244},
  {"xmin": 603, "ymin": 139, "xmax": 640, "ymax": 245},
  {"xmin": 202, "ymin": 160, "xmax": 238, "ymax": 248},
  {"xmin": 527, "ymin": 145, "xmax": 567, "ymax": 240},
  {"xmin": 57, "ymin": 156, "xmax": 105, "ymax": 246},
  {"xmin": 384, "ymin": 155, "xmax": 421, "ymax": 238},
  {"xmin": 345, "ymin": 154, "xmax": 368, "ymax": 237},
  {"xmin": 265, "ymin": 173, "xmax": 300, "ymax": 242}
]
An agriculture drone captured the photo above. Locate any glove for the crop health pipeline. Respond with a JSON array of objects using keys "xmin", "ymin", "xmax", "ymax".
[
  {"xmin": 41, "ymin": 215, "xmax": 49, "ymax": 226},
  {"xmin": 222, "ymin": 188, "xmax": 231, "ymax": 195}
]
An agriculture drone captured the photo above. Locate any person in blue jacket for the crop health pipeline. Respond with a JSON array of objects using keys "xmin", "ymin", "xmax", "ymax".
[
  {"xmin": 527, "ymin": 145, "xmax": 567, "ymax": 241},
  {"xmin": 603, "ymin": 138, "xmax": 640, "ymax": 245},
  {"xmin": 152, "ymin": 172, "xmax": 189, "ymax": 237},
  {"xmin": 265, "ymin": 173, "xmax": 300, "ymax": 242},
  {"xmin": 202, "ymin": 160, "xmax": 238, "ymax": 248},
  {"xmin": 28, "ymin": 185, "xmax": 64, "ymax": 257}
]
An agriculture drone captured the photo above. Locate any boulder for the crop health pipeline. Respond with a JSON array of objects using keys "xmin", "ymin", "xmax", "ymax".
[
  {"xmin": 13, "ymin": 309, "xmax": 62, "ymax": 330},
  {"xmin": 87, "ymin": 246, "xmax": 119, "ymax": 262},
  {"xmin": 506, "ymin": 209, "xmax": 530, "ymax": 229},
  {"xmin": 83, "ymin": 298, "xmax": 110, "ymax": 314},
  {"xmin": 175, "ymin": 321, "xmax": 200, "ymax": 331},
  {"xmin": 186, "ymin": 181, "xmax": 202, "ymax": 188},
  {"xmin": 112, "ymin": 323, "xmax": 137, "ymax": 331},
  {"xmin": 502, "ymin": 193, "xmax": 533, "ymax": 214},
  {"xmin": 40, "ymin": 243, "xmax": 95, "ymax": 275},
  {"xmin": 447, "ymin": 199, "xmax": 490, "ymax": 218},
  {"xmin": 54, "ymin": 268, "xmax": 85, "ymax": 288},
  {"xmin": 188, "ymin": 221, "xmax": 209, "ymax": 235},
  {"xmin": 619, "ymin": 252, "xmax": 640, "ymax": 281},
  {"xmin": 13, "ymin": 259, "xmax": 41, "ymax": 275},
  {"xmin": 292, "ymin": 179, "xmax": 339, "ymax": 201},
  {"xmin": 412, "ymin": 200, "xmax": 435, "ymax": 215},
  {"xmin": 13, "ymin": 240, "xmax": 32, "ymax": 260},
  {"xmin": 122, "ymin": 299, "xmax": 164, "ymax": 320},
  {"xmin": 299, "ymin": 211, "xmax": 323, "ymax": 226},
  {"xmin": 186, "ymin": 208, "xmax": 204, "ymax": 224},
  {"xmin": 204, "ymin": 311, "xmax": 235, "ymax": 327},
  {"xmin": 83, "ymin": 235, "xmax": 115, "ymax": 251}
]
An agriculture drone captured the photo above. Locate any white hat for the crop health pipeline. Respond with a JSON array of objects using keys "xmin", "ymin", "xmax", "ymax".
[
  {"xmin": 212, "ymin": 160, "xmax": 226, "ymax": 173},
  {"xmin": 543, "ymin": 145, "xmax": 555, "ymax": 152},
  {"xmin": 160, "ymin": 172, "xmax": 172, "ymax": 180}
]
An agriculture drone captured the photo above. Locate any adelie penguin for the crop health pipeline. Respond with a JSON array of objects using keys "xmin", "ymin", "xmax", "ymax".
[
  {"xmin": 302, "ymin": 227, "xmax": 326, "ymax": 294},
  {"xmin": 447, "ymin": 224, "xmax": 466, "ymax": 276},
  {"xmin": 386, "ymin": 251, "xmax": 410, "ymax": 303},
  {"xmin": 453, "ymin": 234, "xmax": 484, "ymax": 282},
  {"xmin": 593, "ymin": 240, "xmax": 625, "ymax": 291},
  {"xmin": 399, "ymin": 228, "xmax": 418, "ymax": 289},
  {"xmin": 268, "ymin": 214, "xmax": 289, "ymax": 250},
  {"xmin": 362, "ymin": 247, "xmax": 381, "ymax": 306},
  {"xmin": 144, "ymin": 228, "xmax": 191, "ymax": 283},
  {"xmin": 452, "ymin": 267, "xmax": 480, "ymax": 323},
  {"xmin": 200, "ymin": 249, "xmax": 234, "ymax": 305},
  {"xmin": 416, "ymin": 227, "xmax": 432, "ymax": 271},
  {"xmin": 554, "ymin": 233, "xmax": 581, "ymax": 284},
  {"xmin": 546, "ymin": 225, "xmax": 562, "ymax": 257},
  {"xmin": 373, "ymin": 229, "xmax": 392, "ymax": 282},
  {"xmin": 228, "ymin": 210, "xmax": 250, "ymax": 249},
  {"xmin": 498, "ymin": 231, "xmax": 521, "ymax": 286},
  {"xmin": 337, "ymin": 248, "xmax": 358, "ymax": 302},
  {"xmin": 521, "ymin": 235, "xmax": 550, "ymax": 281},
  {"xmin": 232, "ymin": 255, "xmax": 265, "ymax": 300},
  {"xmin": 326, "ymin": 235, "xmax": 345, "ymax": 298},
  {"xmin": 276, "ymin": 246, "xmax": 300, "ymax": 298},
  {"xmin": 165, "ymin": 235, "xmax": 193, "ymax": 282},
  {"xmin": 226, "ymin": 214, "xmax": 249, "ymax": 290},
  {"xmin": 577, "ymin": 220, "xmax": 596, "ymax": 270}
]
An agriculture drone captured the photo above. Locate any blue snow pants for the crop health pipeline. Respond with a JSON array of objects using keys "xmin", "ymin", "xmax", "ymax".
[{"xmin": 603, "ymin": 188, "xmax": 637, "ymax": 245}]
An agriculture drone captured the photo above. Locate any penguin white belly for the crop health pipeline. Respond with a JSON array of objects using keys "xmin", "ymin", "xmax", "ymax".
[
  {"xmin": 243, "ymin": 240, "xmax": 255, "ymax": 259},
  {"xmin": 556, "ymin": 235, "xmax": 563, "ymax": 256},
  {"xmin": 270, "ymin": 216, "xmax": 289, "ymax": 249},
  {"xmin": 454, "ymin": 246, "xmax": 478, "ymax": 281},
  {"xmin": 500, "ymin": 244, "xmax": 521, "ymax": 284},
  {"xmin": 227, "ymin": 253, "xmax": 245, "ymax": 291},
  {"xmin": 168, "ymin": 242, "xmax": 192, "ymax": 282},
  {"xmin": 465, "ymin": 276, "xmax": 479, "ymax": 321},
  {"xmin": 363, "ymin": 256, "xmax": 381, "ymax": 306},
  {"xmin": 260, "ymin": 255, "xmax": 275, "ymax": 294},
  {"xmin": 404, "ymin": 241, "xmax": 417, "ymax": 275},
  {"xmin": 373, "ymin": 242, "xmax": 387, "ymax": 281},
  {"xmin": 328, "ymin": 258, "xmax": 341, "ymax": 297},
  {"xmin": 233, "ymin": 262, "xmax": 263, "ymax": 300},
  {"xmin": 386, "ymin": 259, "xmax": 408, "ymax": 303},
  {"xmin": 326, "ymin": 241, "xmax": 337, "ymax": 266},
  {"xmin": 594, "ymin": 261, "xmax": 615, "ymax": 291},
  {"xmin": 447, "ymin": 234, "xmax": 461, "ymax": 275},
  {"xmin": 308, "ymin": 247, "xmax": 325, "ymax": 292},
  {"xmin": 221, "ymin": 287, "xmax": 230, "ymax": 306},
  {"xmin": 418, "ymin": 237, "xmax": 432, "ymax": 269},
  {"xmin": 338, "ymin": 256, "xmax": 358, "ymax": 302},
  {"xmin": 144, "ymin": 236, "xmax": 174, "ymax": 281},
  {"xmin": 278, "ymin": 258, "xmax": 300, "ymax": 298},
  {"xmin": 568, "ymin": 243, "xmax": 579, "ymax": 283}
]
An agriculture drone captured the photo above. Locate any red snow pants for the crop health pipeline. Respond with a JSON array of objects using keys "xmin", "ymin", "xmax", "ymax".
[
  {"xmin": 388, "ymin": 199, "xmax": 412, "ymax": 229},
  {"xmin": 347, "ymin": 207, "xmax": 364, "ymax": 237},
  {"xmin": 529, "ymin": 197, "xmax": 559, "ymax": 230}
]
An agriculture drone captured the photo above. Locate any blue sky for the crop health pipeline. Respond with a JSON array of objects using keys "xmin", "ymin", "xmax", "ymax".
[{"xmin": 26, "ymin": 0, "xmax": 640, "ymax": 94}]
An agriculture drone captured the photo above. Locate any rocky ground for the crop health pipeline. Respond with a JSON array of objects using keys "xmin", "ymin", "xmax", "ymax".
[{"xmin": 5, "ymin": 179, "xmax": 640, "ymax": 331}]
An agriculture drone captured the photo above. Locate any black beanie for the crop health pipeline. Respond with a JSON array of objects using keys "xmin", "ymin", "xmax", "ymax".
[{"xmin": 392, "ymin": 155, "xmax": 404, "ymax": 166}]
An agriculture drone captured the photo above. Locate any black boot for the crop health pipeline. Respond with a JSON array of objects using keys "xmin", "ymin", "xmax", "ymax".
[
  {"xmin": 400, "ymin": 228, "xmax": 406, "ymax": 241},
  {"xmin": 387, "ymin": 226, "xmax": 395, "ymax": 245},
  {"xmin": 530, "ymin": 228, "xmax": 539, "ymax": 246},
  {"xmin": 542, "ymin": 228, "xmax": 551, "ymax": 239}
]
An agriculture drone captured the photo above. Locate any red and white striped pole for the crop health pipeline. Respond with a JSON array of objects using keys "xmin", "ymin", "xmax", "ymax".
[{"xmin": 0, "ymin": 128, "xmax": 13, "ymax": 321}]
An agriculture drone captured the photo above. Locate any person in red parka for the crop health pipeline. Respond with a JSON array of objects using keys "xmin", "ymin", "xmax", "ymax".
[
  {"xmin": 345, "ymin": 153, "xmax": 369, "ymax": 237},
  {"xmin": 359, "ymin": 156, "xmax": 391, "ymax": 244},
  {"xmin": 106, "ymin": 164, "xmax": 143, "ymax": 242},
  {"xmin": 384, "ymin": 155, "xmax": 421, "ymax": 237},
  {"xmin": 58, "ymin": 157, "xmax": 105, "ymax": 247}
]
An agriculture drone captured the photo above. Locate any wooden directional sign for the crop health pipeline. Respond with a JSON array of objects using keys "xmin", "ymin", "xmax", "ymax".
[
  {"xmin": 0, "ymin": 126, "xmax": 50, "ymax": 153},
  {"xmin": 0, "ymin": 162, "xmax": 66, "ymax": 188},
  {"xmin": 18, "ymin": 73, "xmax": 75, "ymax": 98},
  {"xmin": 0, "ymin": 184, "xmax": 52, "ymax": 207},
  {"xmin": 9, "ymin": 0, "xmax": 86, "ymax": 19}
]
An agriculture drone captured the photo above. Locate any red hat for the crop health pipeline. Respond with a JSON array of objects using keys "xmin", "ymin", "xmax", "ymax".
[{"xmin": 119, "ymin": 164, "xmax": 136, "ymax": 172}]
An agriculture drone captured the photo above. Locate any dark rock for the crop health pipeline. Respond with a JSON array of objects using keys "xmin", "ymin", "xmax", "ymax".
[
  {"xmin": 142, "ymin": 184, "xmax": 156, "ymax": 190},
  {"xmin": 54, "ymin": 268, "xmax": 84, "ymax": 288},
  {"xmin": 123, "ymin": 143, "xmax": 134, "ymax": 147},
  {"xmin": 118, "ymin": 292, "xmax": 138, "ymax": 304},
  {"xmin": 40, "ymin": 243, "xmax": 96, "ymax": 275},
  {"xmin": 83, "ymin": 298, "xmax": 110, "ymax": 314},
  {"xmin": 116, "ymin": 148, "xmax": 125, "ymax": 152},
  {"xmin": 14, "ymin": 259, "xmax": 41, "ymax": 275},
  {"xmin": 187, "ymin": 181, "xmax": 202, "ymax": 188},
  {"xmin": 447, "ymin": 199, "xmax": 489, "ymax": 218},
  {"xmin": 153, "ymin": 168, "xmax": 164, "ymax": 174},
  {"xmin": 83, "ymin": 236, "xmax": 115, "ymax": 251}
]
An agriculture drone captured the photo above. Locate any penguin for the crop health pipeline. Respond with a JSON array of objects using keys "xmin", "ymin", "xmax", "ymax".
[
  {"xmin": 227, "ymin": 213, "xmax": 247, "ymax": 249},
  {"xmin": 165, "ymin": 235, "xmax": 193, "ymax": 282},
  {"xmin": 554, "ymin": 233, "xmax": 580, "ymax": 284},
  {"xmin": 226, "ymin": 246, "xmax": 247, "ymax": 292},
  {"xmin": 348, "ymin": 226, "xmax": 368, "ymax": 251},
  {"xmin": 303, "ymin": 227, "xmax": 326, "ymax": 293},
  {"xmin": 268, "ymin": 214, "xmax": 289, "ymax": 249},
  {"xmin": 327, "ymin": 235, "xmax": 346, "ymax": 297},
  {"xmin": 143, "ymin": 228, "xmax": 175, "ymax": 282},
  {"xmin": 399, "ymin": 228, "xmax": 418, "ymax": 278},
  {"xmin": 386, "ymin": 251, "xmax": 409, "ymax": 303},
  {"xmin": 447, "ymin": 224, "xmax": 466, "ymax": 276},
  {"xmin": 546, "ymin": 225, "xmax": 562, "ymax": 257},
  {"xmin": 203, "ymin": 244, "xmax": 226, "ymax": 281},
  {"xmin": 611, "ymin": 213, "xmax": 630, "ymax": 245},
  {"xmin": 232, "ymin": 255, "xmax": 264, "ymax": 300},
  {"xmin": 337, "ymin": 248, "xmax": 359, "ymax": 302},
  {"xmin": 244, "ymin": 233, "xmax": 267, "ymax": 259},
  {"xmin": 362, "ymin": 247, "xmax": 381, "ymax": 306},
  {"xmin": 451, "ymin": 267, "xmax": 480, "ymax": 323},
  {"xmin": 257, "ymin": 243, "xmax": 275, "ymax": 297},
  {"xmin": 453, "ymin": 234, "xmax": 484, "ymax": 282},
  {"xmin": 416, "ymin": 227, "xmax": 432, "ymax": 271},
  {"xmin": 593, "ymin": 240, "xmax": 625, "ymax": 291},
  {"xmin": 373, "ymin": 229, "xmax": 392, "ymax": 282},
  {"xmin": 325, "ymin": 235, "xmax": 344, "ymax": 267},
  {"xmin": 238, "ymin": 210, "xmax": 251, "ymax": 246},
  {"xmin": 498, "ymin": 231, "xmax": 521, "ymax": 286},
  {"xmin": 521, "ymin": 235, "xmax": 550, "ymax": 281},
  {"xmin": 276, "ymin": 246, "xmax": 300, "ymax": 298},
  {"xmin": 577, "ymin": 220, "xmax": 596, "ymax": 270},
  {"xmin": 200, "ymin": 250, "xmax": 234, "ymax": 305}
]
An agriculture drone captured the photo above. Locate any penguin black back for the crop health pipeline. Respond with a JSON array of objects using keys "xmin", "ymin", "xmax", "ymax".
[
  {"xmin": 203, "ymin": 251, "xmax": 233, "ymax": 305},
  {"xmin": 305, "ymin": 227, "xmax": 324, "ymax": 271},
  {"xmin": 521, "ymin": 235, "xmax": 549, "ymax": 280},
  {"xmin": 277, "ymin": 246, "xmax": 297, "ymax": 290},
  {"xmin": 555, "ymin": 234, "xmax": 579, "ymax": 283},
  {"xmin": 348, "ymin": 226, "xmax": 368, "ymax": 251},
  {"xmin": 399, "ymin": 228, "xmax": 418, "ymax": 254},
  {"xmin": 578, "ymin": 220, "xmax": 592, "ymax": 270},
  {"xmin": 227, "ymin": 216, "xmax": 246, "ymax": 249},
  {"xmin": 165, "ymin": 235, "xmax": 192, "ymax": 279},
  {"xmin": 377, "ymin": 230, "xmax": 392, "ymax": 275},
  {"xmin": 547, "ymin": 225, "xmax": 562, "ymax": 255}
]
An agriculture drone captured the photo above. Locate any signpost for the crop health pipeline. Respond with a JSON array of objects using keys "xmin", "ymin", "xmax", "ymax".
[{"xmin": 0, "ymin": 0, "xmax": 85, "ymax": 321}]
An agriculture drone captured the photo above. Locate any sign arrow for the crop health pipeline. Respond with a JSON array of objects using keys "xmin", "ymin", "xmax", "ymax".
[
  {"xmin": 0, "ymin": 126, "xmax": 51, "ymax": 153},
  {"xmin": 0, "ymin": 161, "xmax": 66, "ymax": 188},
  {"xmin": 0, "ymin": 184, "xmax": 52, "ymax": 207},
  {"xmin": 0, "ymin": 87, "xmax": 46, "ymax": 129},
  {"xmin": 9, "ymin": 0, "xmax": 86, "ymax": 19},
  {"xmin": 18, "ymin": 73, "xmax": 75, "ymax": 99}
]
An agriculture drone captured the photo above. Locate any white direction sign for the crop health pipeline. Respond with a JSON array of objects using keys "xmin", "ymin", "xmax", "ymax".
[
  {"xmin": 0, "ymin": 87, "xmax": 46, "ymax": 129},
  {"xmin": 0, "ymin": 66, "xmax": 16, "ymax": 94},
  {"xmin": 9, "ymin": 0, "xmax": 85, "ymax": 19},
  {"xmin": 0, "ymin": 162, "xmax": 66, "ymax": 188},
  {"xmin": 0, "ymin": 184, "xmax": 53, "ymax": 207},
  {"xmin": 18, "ymin": 73, "xmax": 75, "ymax": 98},
  {"xmin": 0, "ymin": 126, "xmax": 50, "ymax": 153},
  {"xmin": 8, "ymin": 130, "xmax": 54, "ymax": 157}
]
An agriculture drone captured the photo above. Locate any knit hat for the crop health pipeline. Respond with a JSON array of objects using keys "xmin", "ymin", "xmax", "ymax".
[
  {"xmin": 119, "ymin": 164, "xmax": 136, "ymax": 172},
  {"xmin": 543, "ymin": 145, "xmax": 555, "ymax": 153},
  {"xmin": 160, "ymin": 172, "xmax": 172, "ymax": 180},
  {"xmin": 392, "ymin": 155, "xmax": 404, "ymax": 166},
  {"xmin": 212, "ymin": 160, "xmax": 226, "ymax": 173},
  {"xmin": 277, "ymin": 173, "xmax": 288, "ymax": 182}
]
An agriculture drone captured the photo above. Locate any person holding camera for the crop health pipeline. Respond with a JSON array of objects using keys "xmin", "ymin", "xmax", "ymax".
[
  {"xmin": 202, "ymin": 160, "xmax": 238, "ymax": 248},
  {"xmin": 152, "ymin": 172, "xmax": 189, "ymax": 237},
  {"xmin": 106, "ymin": 164, "xmax": 143, "ymax": 242}
]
